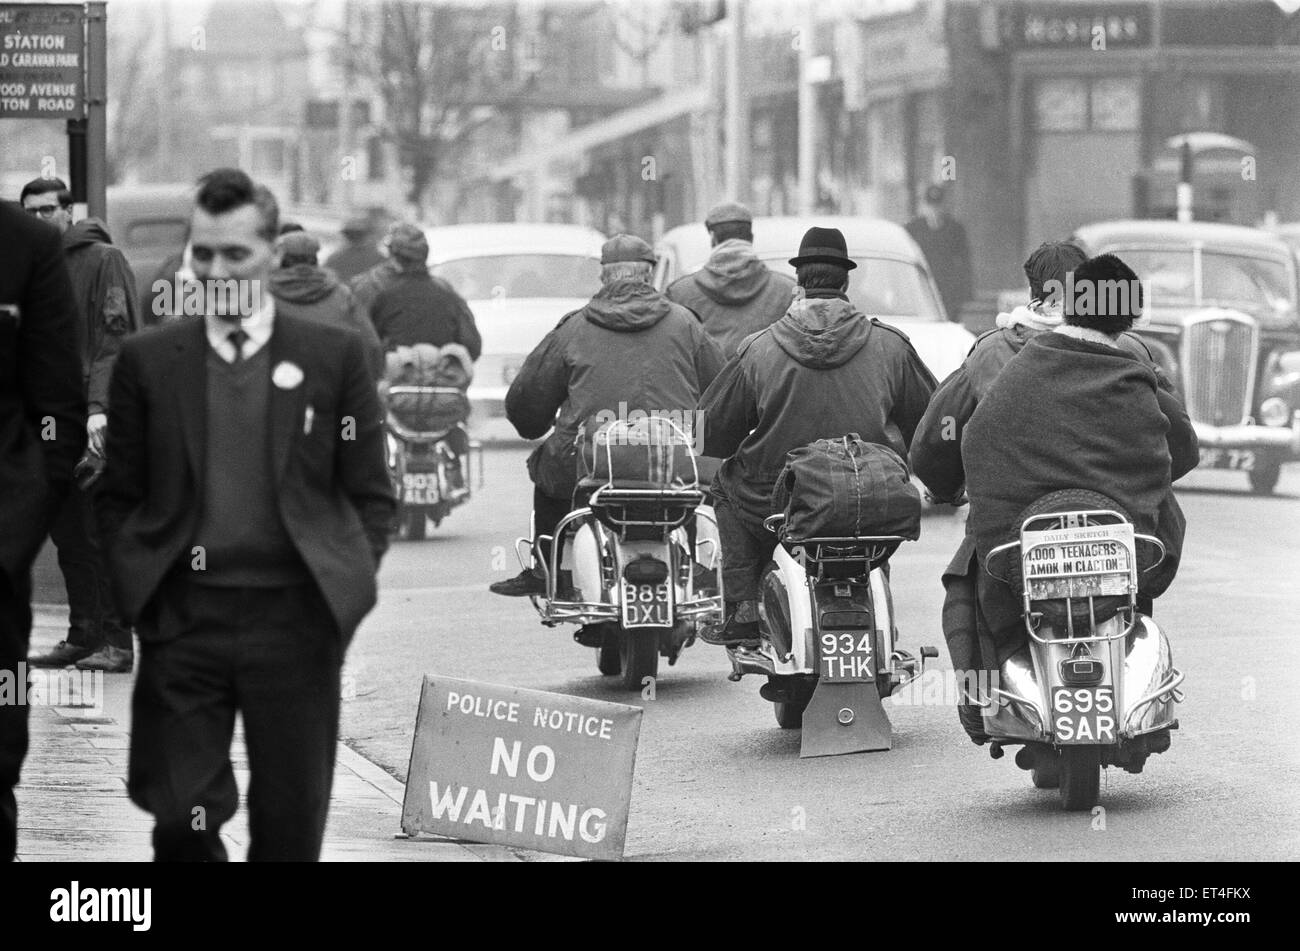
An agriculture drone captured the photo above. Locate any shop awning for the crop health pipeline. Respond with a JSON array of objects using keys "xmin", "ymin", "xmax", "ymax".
[{"xmin": 489, "ymin": 87, "xmax": 714, "ymax": 182}]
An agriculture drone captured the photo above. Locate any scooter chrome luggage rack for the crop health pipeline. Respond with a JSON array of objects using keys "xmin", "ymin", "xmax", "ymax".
[{"xmin": 513, "ymin": 417, "xmax": 723, "ymax": 628}]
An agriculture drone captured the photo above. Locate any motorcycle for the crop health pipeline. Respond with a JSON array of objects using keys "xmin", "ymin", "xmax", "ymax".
[
  {"xmin": 724, "ymin": 512, "xmax": 937, "ymax": 758},
  {"xmin": 980, "ymin": 494, "xmax": 1184, "ymax": 810},
  {"xmin": 515, "ymin": 418, "xmax": 724, "ymax": 691},
  {"xmin": 385, "ymin": 384, "xmax": 482, "ymax": 540}
]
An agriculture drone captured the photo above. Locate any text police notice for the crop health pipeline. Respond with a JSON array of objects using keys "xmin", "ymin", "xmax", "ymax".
[{"xmin": 401, "ymin": 676, "xmax": 643, "ymax": 861}]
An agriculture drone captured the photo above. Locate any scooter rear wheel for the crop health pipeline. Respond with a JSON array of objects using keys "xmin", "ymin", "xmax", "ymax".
[
  {"xmin": 1058, "ymin": 746, "xmax": 1101, "ymax": 810},
  {"xmin": 403, "ymin": 509, "xmax": 427, "ymax": 540},
  {"xmin": 1031, "ymin": 748, "xmax": 1061, "ymax": 789},
  {"xmin": 619, "ymin": 627, "xmax": 659, "ymax": 692},
  {"xmin": 773, "ymin": 696, "xmax": 810, "ymax": 729}
]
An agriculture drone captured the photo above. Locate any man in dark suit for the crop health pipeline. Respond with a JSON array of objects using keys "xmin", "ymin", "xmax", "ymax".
[
  {"xmin": 0, "ymin": 201, "xmax": 87, "ymax": 861},
  {"xmin": 98, "ymin": 169, "xmax": 395, "ymax": 861}
]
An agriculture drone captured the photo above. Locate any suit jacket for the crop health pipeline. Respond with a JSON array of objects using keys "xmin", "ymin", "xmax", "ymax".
[
  {"xmin": 0, "ymin": 202, "xmax": 86, "ymax": 584},
  {"xmin": 99, "ymin": 311, "xmax": 395, "ymax": 646}
]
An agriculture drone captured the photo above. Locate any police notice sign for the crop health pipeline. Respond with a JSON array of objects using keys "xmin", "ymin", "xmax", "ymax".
[
  {"xmin": 0, "ymin": 4, "xmax": 84, "ymax": 119},
  {"xmin": 401, "ymin": 676, "xmax": 643, "ymax": 860}
]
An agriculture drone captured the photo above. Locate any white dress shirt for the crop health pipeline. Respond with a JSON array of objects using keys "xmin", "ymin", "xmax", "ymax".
[{"xmin": 205, "ymin": 291, "xmax": 275, "ymax": 363}]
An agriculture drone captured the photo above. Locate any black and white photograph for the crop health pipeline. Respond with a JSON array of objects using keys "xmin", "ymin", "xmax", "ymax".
[{"xmin": 0, "ymin": 0, "xmax": 1294, "ymax": 922}]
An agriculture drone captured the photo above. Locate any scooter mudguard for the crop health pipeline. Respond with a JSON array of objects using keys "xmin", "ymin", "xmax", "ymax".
[{"xmin": 800, "ymin": 678, "xmax": 893, "ymax": 757}]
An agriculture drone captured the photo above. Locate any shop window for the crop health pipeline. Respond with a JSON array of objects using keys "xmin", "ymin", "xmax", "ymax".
[
  {"xmin": 1175, "ymin": 79, "xmax": 1224, "ymax": 131},
  {"xmin": 1090, "ymin": 78, "xmax": 1140, "ymax": 131},
  {"xmin": 367, "ymin": 135, "xmax": 386, "ymax": 182},
  {"xmin": 1035, "ymin": 77, "xmax": 1140, "ymax": 132},
  {"xmin": 250, "ymin": 138, "xmax": 285, "ymax": 177},
  {"xmin": 1035, "ymin": 79, "xmax": 1088, "ymax": 132}
]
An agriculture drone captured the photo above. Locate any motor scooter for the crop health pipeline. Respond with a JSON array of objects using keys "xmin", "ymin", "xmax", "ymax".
[
  {"xmin": 515, "ymin": 418, "xmax": 724, "ymax": 690},
  {"xmin": 980, "ymin": 496, "xmax": 1184, "ymax": 810},
  {"xmin": 724, "ymin": 513, "xmax": 937, "ymax": 757}
]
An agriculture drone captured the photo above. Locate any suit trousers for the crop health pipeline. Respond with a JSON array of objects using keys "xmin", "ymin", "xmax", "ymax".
[
  {"xmin": 49, "ymin": 480, "xmax": 131, "ymax": 650},
  {"xmin": 0, "ymin": 568, "xmax": 32, "ymax": 861},
  {"xmin": 128, "ymin": 577, "xmax": 341, "ymax": 861}
]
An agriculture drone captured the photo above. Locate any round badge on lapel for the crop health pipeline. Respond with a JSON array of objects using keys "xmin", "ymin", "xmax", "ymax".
[{"xmin": 272, "ymin": 361, "xmax": 304, "ymax": 390}]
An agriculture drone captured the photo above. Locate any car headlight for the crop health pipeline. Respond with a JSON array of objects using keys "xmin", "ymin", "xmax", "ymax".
[{"xmin": 1260, "ymin": 397, "xmax": 1291, "ymax": 427}]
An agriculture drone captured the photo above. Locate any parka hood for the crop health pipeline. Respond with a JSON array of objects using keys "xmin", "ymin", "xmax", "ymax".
[
  {"xmin": 694, "ymin": 239, "xmax": 775, "ymax": 305},
  {"xmin": 63, "ymin": 217, "xmax": 113, "ymax": 250},
  {"xmin": 584, "ymin": 280, "xmax": 672, "ymax": 331},
  {"xmin": 770, "ymin": 295, "xmax": 872, "ymax": 369},
  {"xmin": 269, "ymin": 264, "xmax": 340, "ymax": 304}
]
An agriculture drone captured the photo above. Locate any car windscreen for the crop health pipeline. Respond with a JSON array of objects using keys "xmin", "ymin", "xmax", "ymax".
[
  {"xmin": 430, "ymin": 254, "xmax": 601, "ymax": 301},
  {"xmin": 761, "ymin": 255, "xmax": 945, "ymax": 320},
  {"xmin": 1116, "ymin": 248, "xmax": 1297, "ymax": 326}
]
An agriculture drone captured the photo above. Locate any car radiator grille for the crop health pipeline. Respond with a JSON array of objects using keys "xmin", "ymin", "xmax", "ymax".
[{"xmin": 1183, "ymin": 320, "xmax": 1254, "ymax": 426}]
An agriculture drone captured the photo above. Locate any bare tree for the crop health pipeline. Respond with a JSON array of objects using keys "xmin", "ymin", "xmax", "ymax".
[
  {"xmin": 355, "ymin": 0, "xmax": 523, "ymax": 217},
  {"xmin": 104, "ymin": 2, "xmax": 164, "ymax": 184}
]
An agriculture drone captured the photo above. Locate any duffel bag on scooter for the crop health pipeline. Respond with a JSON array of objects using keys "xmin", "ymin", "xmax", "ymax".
[
  {"xmin": 384, "ymin": 343, "xmax": 473, "ymax": 433},
  {"xmin": 771, "ymin": 435, "xmax": 921, "ymax": 542}
]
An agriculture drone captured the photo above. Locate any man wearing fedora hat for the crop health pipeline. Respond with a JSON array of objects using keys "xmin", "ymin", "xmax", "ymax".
[
  {"xmin": 700, "ymin": 226, "xmax": 936, "ymax": 646},
  {"xmin": 666, "ymin": 202, "xmax": 795, "ymax": 358},
  {"xmin": 491, "ymin": 234, "xmax": 724, "ymax": 598}
]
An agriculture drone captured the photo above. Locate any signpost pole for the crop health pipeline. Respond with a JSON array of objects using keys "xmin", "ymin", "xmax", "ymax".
[{"xmin": 84, "ymin": 1, "xmax": 107, "ymax": 220}]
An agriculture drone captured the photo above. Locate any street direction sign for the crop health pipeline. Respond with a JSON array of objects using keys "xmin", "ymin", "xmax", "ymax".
[
  {"xmin": 401, "ymin": 676, "xmax": 643, "ymax": 860},
  {"xmin": 0, "ymin": 3, "xmax": 84, "ymax": 120}
]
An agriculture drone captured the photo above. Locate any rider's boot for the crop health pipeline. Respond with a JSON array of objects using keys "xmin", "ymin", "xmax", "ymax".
[
  {"xmin": 489, "ymin": 568, "xmax": 547, "ymax": 597},
  {"xmin": 700, "ymin": 598, "xmax": 761, "ymax": 648}
]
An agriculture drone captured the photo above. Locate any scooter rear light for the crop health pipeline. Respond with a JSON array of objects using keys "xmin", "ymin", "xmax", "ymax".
[
  {"xmin": 1059, "ymin": 657, "xmax": 1104, "ymax": 685},
  {"xmin": 623, "ymin": 556, "xmax": 669, "ymax": 586}
]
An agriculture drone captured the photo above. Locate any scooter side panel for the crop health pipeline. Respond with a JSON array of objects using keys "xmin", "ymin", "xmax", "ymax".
[
  {"xmin": 770, "ymin": 542, "xmax": 814, "ymax": 676},
  {"xmin": 1123, "ymin": 615, "xmax": 1180, "ymax": 735}
]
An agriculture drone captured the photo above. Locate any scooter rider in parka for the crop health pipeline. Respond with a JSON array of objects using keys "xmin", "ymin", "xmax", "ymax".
[
  {"xmin": 910, "ymin": 243, "xmax": 1196, "ymax": 743},
  {"xmin": 699, "ymin": 227, "xmax": 937, "ymax": 647},
  {"xmin": 490, "ymin": 234, "xmax": 726, "ymax": 598},
  {"xmin": 665, "ymin": 202, "xmax": 796, "ymax": 358}
]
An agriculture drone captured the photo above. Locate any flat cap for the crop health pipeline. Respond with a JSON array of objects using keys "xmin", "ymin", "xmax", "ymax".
[
  {"xmin": 600, "ymin": 233, "xmax": 656, "ymax": 265},
  {"xmin": 387, "ymin": 222, "xmax": 429, "ymax": 263},
  {"xmin": 704, "ymin": 201, "xmax": 752, "ymax": 228},
  {"xmin": 341, "ymin": 216, "xmax": 371, "ymax": 236},
  {"xmin": 275, "ymin": 231, "xmax": 320, "ymax": 259}
]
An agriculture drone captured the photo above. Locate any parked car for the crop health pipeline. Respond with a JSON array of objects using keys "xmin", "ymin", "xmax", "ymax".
[
  {"xmin": 422, "ymin": 223, "xmax": 606, "ymax": 442},
  {"xmin": 1270, "ymin": 222, "xmax": 1300, "ymax": 264},
  {"xmin": 1073, "ymin": 219, "xmax": 1300, "ymax": 494},
  {"xmin": 653, "ymin": 215, "xmax": 975, "ymax": 382},
  {"xmin": 106, "ymin": 183, "xmax": 193, "ymax": 308}
]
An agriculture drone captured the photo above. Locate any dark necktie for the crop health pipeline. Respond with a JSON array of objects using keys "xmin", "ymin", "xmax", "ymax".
[{"xmin": 227, "ymin": 329, "xmax": 250, "ymax": 364}]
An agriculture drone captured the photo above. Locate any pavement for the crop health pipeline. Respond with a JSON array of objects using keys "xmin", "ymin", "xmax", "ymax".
[{"xmin": 15, "ymin": 606, "xmax": 524, "ymax": 862}]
